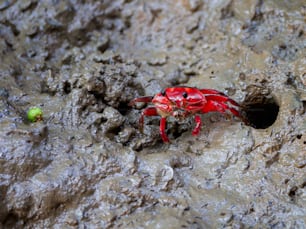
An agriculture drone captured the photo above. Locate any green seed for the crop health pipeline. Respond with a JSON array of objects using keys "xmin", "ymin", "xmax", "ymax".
[{"xmin": 27, "ymin": 107, "xmax": 43, "ymax": 122}]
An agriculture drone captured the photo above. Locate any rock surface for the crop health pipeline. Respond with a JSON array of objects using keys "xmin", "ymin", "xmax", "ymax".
[{"xmin": 0, "ymin": 0, "xmax": 305, "ymax": 228}]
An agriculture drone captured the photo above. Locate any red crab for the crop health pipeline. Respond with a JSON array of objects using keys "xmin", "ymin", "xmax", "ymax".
[{"xmin": 129, "ymin": 87, "xmax": 243, "ymax": 143}]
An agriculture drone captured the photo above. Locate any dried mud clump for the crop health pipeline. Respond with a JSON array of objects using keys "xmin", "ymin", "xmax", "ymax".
[{"xmin": 0, "ymin": 0, "xmax": 305, "ymax": 228}]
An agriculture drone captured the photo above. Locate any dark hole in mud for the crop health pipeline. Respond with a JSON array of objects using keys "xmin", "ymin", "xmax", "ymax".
[
  {"xmin": 2, "ymin": 212, "xmax": 20, "ymax": 228},
  {"xmin": 105, "ymin": 126, "xmax": 123, "ymax": 140},
  {"xmin": 168, "ymin": 121, "xmax": 190, "ymax": 140},
  {"xmin": 117, "ymin": 102, "xmax": 130, "ymax": 115},
  {"xmin": 296, "ymin": 134, "xmax": 302, "ymax": 139},
  {"xmin": 288, "ymin": 186, "xmax": 298, "ymax": 200},
  {"xmin": 242, "ymin": 95, "xmax": 279, "ymax": 129},
  {"xmin": 171, "ymin": 126, "xmax": 184, "ymax": 139},
  {"xmin": 63, "ymin": 81, "xmax": 71, "ymax": 94}
]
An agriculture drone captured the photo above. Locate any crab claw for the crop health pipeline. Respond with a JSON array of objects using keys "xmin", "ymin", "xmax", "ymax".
[{"xmin": 128, "ymin": 96, "xmax": 154, "ymax": 107}]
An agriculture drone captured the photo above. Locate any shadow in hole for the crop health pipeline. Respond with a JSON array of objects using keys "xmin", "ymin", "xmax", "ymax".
[{"xmin": 242, "ymin": 96, "xmax": 279, "ymax": 129}]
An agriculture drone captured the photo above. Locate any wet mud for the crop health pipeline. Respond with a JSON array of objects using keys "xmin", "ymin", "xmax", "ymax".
[{"xmin": 0, "ymin": 0, "xmax": 305, "ymax": 228}]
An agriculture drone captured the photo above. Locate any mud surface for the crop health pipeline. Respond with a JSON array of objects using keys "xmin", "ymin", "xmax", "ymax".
[{"xmin": 0, "ymin": 0, "xmax": 305, "ymax": 228}]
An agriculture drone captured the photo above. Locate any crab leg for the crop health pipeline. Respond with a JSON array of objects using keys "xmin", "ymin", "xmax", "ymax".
[
  {"xmin": 199, "ymin": 89, "xmax": 241, "ymax": 118},
  {"xmin": 139, "ymin": 107, "xmax": 158, "ymax": 133},
  {"xmin": 200, "ymin": 89, "xmax": 227, "ymax": 96},
  {"xmin": 192, "ymin": 115, "xmax": 202, "ymax": 136},
  {"xmin": 202, "ymin": 95, "xmax": 241, "ymax": 118},
  {"xmin": 139, "ymin": 107, "xmax": 170, "ymax": 142},
  {"xmin": 160, "ymin": 117, "xmax": 170, "ymax": 143},
  {"xmin": 129, "ymin": 97, "xmax": 171, "ymax": 142},
  {"xmin": 128, "ymin": 96, "xmax": 153, "ymax": 106}
]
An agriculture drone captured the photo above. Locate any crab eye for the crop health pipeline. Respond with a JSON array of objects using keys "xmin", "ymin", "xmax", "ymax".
[
  {"xmin": 182, "ymin": 91, "xmax": 188, "ymax": 98},
  {"xmin": 161, "ymin": 89, "xmax": 166, "ymax": 96}
]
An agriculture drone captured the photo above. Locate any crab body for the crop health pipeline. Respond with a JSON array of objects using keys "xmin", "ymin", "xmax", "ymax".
[{"xmin": 129, "ymin": 87, "xmax": 242, "ymax": 142}]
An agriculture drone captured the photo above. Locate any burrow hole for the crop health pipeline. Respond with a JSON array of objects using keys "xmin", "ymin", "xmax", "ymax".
[{"xmin": 242, "ymin": 92, "xmax": 279, "ymax": 129}]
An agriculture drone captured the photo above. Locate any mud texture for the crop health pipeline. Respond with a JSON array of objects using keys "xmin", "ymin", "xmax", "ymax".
[{"xmin": 0, "ymin": 0, "xmax": 305, "ymax": 228}]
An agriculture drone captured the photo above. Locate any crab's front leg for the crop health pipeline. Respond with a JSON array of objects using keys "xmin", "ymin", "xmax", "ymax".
[
  {"xmin": 139, "ymin": 107, "xmax": 170, "ymax": 143},
  {"xmin": 192, "ymin": 115, "xmax": 202, "ymax": 136},
  {"xmin": 139, "ymin": 107, "xmax": 158, "ymax": 133},
  {"xmin": 160, "ymin": 117, "xmax": 169, "ymax": 143},
  {"xmin": 128, "ymin": 96, "xmax": 154, "ymax": 106}
]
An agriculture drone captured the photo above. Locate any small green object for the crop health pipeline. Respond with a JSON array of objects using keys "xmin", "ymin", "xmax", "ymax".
[{"xmin": 27, "ymin": 107, "xmax": 43, "ymax": 122}]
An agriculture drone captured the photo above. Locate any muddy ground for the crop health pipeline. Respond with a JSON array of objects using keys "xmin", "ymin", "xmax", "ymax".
[{"xmin": 0, "ymin": 0, "xmax": 305, "ymax": 228}]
